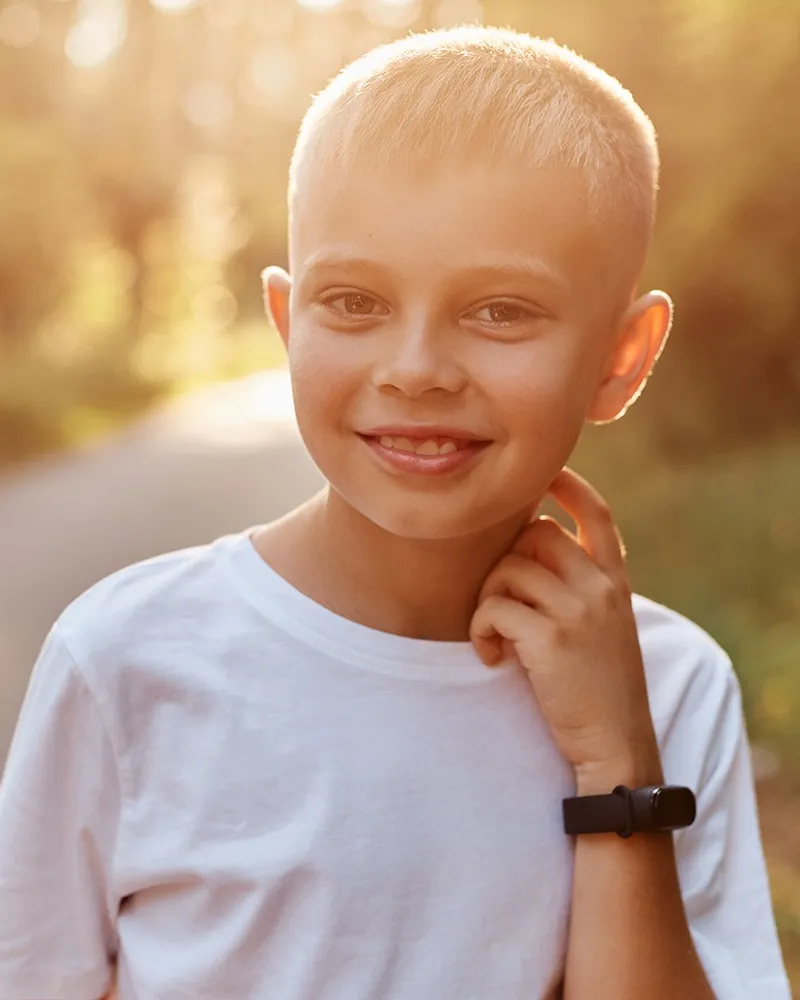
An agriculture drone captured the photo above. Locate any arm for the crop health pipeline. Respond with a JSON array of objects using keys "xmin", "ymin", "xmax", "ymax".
[
  {"xmin": 0, "ymin": 626, "xmax": 120, "ymax": 1000},
  {"xmin": 564, "ymin": 750, "xmax": 714, "ymax": 1000},
  {"xmin": 564, "ymin": 657, "xmax": 792, "ymax": 1000}
]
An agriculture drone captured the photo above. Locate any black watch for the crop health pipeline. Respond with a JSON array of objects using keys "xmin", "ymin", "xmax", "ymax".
[{"xmin": 562, "ymin": 784, "xmax": 697, "ymax": 838}]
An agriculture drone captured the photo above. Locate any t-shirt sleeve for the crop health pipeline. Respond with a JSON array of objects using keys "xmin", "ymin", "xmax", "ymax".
[
  {"xmin": 668, "ymin": 649, "xmax": 792, "ymax": 999},
  {"xmin": 0, "ymin": 625, "xmax": 120, "ymax": 1000}
]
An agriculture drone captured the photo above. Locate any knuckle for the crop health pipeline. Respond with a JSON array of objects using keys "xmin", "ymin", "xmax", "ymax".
[
  {"xmin": 545, "ymin": 614, "xmax": 570, "ymax": 644},
  {"xmin": 562, "ymin": 598, "xmax": 590, "ymax": 631},
  {"xmin": 481, "ymin": 593, "xmax": 505, "ymax": 617},
  {"xmin": 572, "ymin": 596, "xmax": 593, "ymax": 623},
  {"xmin": 595, "ymin": 573, "xmax": 621, "ymax": 605}
]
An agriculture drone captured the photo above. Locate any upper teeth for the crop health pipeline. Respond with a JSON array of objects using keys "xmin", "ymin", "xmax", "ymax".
[{"xmin": 379, "ymin": 436, "xmax": 460, "ymax": 455}]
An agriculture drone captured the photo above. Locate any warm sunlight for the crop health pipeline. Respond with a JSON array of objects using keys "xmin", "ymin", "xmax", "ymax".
[
  {"xmin": 154, "ymin": 370, "xmax": 298, "ymax": 449},
  {"xmin": 0, "ymin": 0, "xmax": 798, "ymax": 992},
  {"xmin": 150, "ymin": 0, "xmax": 202, "ymax": 11},
  {"xmin": 296, "ymin": 0, "xmax": 343, "ymax": 10},
  {"xmin": 65, "ymin": 0, "xmax": 126, "ymax": 68}
]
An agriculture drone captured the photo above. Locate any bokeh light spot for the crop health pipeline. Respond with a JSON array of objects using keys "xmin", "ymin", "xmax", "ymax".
[
  {"xmin": 250, "ymin": 47, "xmax": 297, "ymax": 106},
  {"xmin": 181, "ymin": 80, "xmax": 232, "ymax": 129},
  {"xmin": 150, "ymin": 0, "xmax": 203, "ymax": 13},
  {"xmin": 65, "ymin": 0, "xmax": 127, "ymax": 68},
  {"xmin": 297, "ymin": 0, "xmax": 342, "ymax": 11},
  {"xmin": 193, "ymin": 285, "xmax": 238, "ymax": 330}
]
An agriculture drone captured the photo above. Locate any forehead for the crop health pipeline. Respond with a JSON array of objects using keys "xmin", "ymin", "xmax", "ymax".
[{"xmin": 291, "ymin": 159, "xmax": 615, "ymax": 305}]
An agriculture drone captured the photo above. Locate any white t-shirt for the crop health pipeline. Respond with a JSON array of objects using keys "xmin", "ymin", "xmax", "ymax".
[{"xmin": 0, "ymin": 528, "xmax": 791, "ymax": 1000}]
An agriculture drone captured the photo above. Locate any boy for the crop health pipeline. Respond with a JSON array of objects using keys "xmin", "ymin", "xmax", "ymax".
[{"xmin": 0, "ymin": 25, "xmax": 791, "ymax": 1000}]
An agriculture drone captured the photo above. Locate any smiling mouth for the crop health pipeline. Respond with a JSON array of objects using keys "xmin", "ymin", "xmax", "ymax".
[
  {"xmin": 360, "ymin": 434, "xmax": 470, "ymax": 455},
  {"xmin": 356, "ymin": 433, "xmax": 491, "ymax": 477}
]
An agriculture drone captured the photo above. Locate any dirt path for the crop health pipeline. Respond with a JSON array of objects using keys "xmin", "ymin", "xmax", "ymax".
[{"xmin": 0, "ymin": 368, "xmax": 323, "ymax": 766}]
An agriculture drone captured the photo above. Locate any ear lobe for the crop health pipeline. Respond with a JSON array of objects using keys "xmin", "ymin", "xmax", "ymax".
[{"xmin": 261, "ymin": 266, "xmax": 292, "ymax": 346}]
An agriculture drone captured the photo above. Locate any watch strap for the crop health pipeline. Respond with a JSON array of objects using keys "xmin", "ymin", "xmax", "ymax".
[
  {"xmin": 563, "ymin": 784, "xmax": 634, "ymax": 838},
  {"xmin": 563, "ymin": 784, "xmax": 697, "ymax": 838}
]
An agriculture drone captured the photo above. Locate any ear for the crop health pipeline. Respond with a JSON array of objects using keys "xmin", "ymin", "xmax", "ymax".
[
  {"xmin": 261, "ymin": 266, "xmax": 292, "ymax": 350},
  {"xmin": 586, "ymin": 290, "xmax": 673, "ymax": 425}
]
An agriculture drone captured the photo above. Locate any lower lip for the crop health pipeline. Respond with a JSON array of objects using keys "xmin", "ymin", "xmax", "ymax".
[{"xmin": 358, "ymin": 435, "xmax": 490, "ymax": 476}]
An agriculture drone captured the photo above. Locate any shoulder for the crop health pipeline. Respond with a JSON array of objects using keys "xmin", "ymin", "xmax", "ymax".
[
  {"xmin": 632, "ymin": 598, "xmax": 792, "ymax": 995},
  {"xmin": 45, "ymin": 531, "xmax": 252, "ymax": 762},
  {"xmin": 631, "ymin": 592, "xmax": 743, "ymax": 784},
  {"xmin": 52, "ymin": 531, "xmax": 242, "ymax": 677},
  {"xmin": 632, "ymin": 591, "xmax": 737, "ymax": 709}
]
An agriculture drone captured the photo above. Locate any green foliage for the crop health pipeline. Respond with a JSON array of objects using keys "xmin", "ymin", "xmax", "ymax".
[{"xmin": 572, "ymin": 423, "xmax": 800, "ymax": 768}]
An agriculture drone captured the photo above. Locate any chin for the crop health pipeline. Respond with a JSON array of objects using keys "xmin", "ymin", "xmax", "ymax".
[
  {"xmin": 371, "ymin": 510, "xmax": 474, "ymax": 542},
  {"xmin": 346, "ymin": 489, "xmax": 517, "ymax": 542}
]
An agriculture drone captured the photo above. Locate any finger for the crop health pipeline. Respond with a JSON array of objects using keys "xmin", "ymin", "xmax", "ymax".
[
  {"xmin": 476, "ymin": 551, "xmax": 575, "ymax": 616},
  {"xmin": 470, "ymin": 593, "xmax": 542, "ymax": 666},
  {"xmin": 509, "ymin": 515, "xmax": 600, "ymax": 589},
  {"xmin": 544, "ymin": 467, "xmax": 627, "ymax": 575}
]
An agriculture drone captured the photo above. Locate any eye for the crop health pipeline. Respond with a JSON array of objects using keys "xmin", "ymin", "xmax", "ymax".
[
  {"xmin": 468, "ymin": 300, "xmax": 538, "ymax": 327},
  {"xmin": 322, "ymin": 292, "xmax": 388, "ymax": 318}
]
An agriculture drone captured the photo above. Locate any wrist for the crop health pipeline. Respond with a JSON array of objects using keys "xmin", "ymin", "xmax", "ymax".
[{"xmin": 574, "ymin": 744, "xmax": 664, "ymax": 797}]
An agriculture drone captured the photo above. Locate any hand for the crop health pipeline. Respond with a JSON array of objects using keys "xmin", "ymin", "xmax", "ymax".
[{"xmin": 469, "ymin": 466, "xmax": 660, "ymax": 779}]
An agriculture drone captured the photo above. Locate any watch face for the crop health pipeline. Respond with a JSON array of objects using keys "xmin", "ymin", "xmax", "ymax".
[{"xmin": 652, "ymin": 787, "xmax": 697, "ymax": 829}]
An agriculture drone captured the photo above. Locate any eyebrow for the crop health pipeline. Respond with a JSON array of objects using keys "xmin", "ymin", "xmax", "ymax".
[{"xmin": 300, "ymin": 248, "xmax": 569, "ymax": 294}]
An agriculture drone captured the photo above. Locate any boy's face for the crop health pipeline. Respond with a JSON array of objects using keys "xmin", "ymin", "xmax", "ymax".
[{"xmin": 267, "ymin": 159, "xmax": 669, "ymax": 541}]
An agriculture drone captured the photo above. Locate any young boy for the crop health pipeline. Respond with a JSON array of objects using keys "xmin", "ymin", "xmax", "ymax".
[{"xmin": 0, "ymin": 25, "xmax": 791, "ymax": 1000}]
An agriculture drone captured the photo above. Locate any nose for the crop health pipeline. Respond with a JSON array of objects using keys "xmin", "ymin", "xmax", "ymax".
[{"xmin": 370, "ymin": 322, "xmax": 467, "ymax": 398}]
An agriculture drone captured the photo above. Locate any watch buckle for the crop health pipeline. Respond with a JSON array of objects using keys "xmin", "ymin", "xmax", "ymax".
[{"xmin": 612, "ymin": 784, "xmax": 635, "ymax": 838}]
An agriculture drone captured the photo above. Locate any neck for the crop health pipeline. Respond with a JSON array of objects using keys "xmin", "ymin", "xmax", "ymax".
[{"xmin": 255, "ymin": 486, "xmax": 540, "ymax": 642}]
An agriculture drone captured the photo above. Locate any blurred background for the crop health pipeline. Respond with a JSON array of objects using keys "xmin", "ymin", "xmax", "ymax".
[{"xmin": 0, "ymin": 0, "xmax": 798, "ymax": 987}]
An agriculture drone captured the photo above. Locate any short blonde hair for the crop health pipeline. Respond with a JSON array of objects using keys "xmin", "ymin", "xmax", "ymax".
[{"xmin": 290, "ymin": 25, "xmax": 659, "ymax": 263}]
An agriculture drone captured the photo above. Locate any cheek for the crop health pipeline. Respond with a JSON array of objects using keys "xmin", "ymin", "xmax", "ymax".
[
  {"xmin": 287, "ymin": 325, "xmax": 358, "ymax": 443},
  {"xmin": 496, "ymin": 354, "xmax": 590, "ymax": 445},
  {"xmin": 486, "ymin": 351, "xmax": 593, "ymax": 502}
]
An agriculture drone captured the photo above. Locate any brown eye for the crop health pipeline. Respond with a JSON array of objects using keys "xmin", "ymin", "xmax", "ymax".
[
  {"xmin": 321, "ymin": 292, "xmax": 387, "ymax": 319},
  {"xmin": 469, "ymin": 300, "xmax": 536, "ymax": 327},
  {"xmin": 342, "ymin": 294, "xmax": 375, "ymax": 315},
  {"xmin": 486, "ymin": 302, "xmax": 526, "ymax": 324}
]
